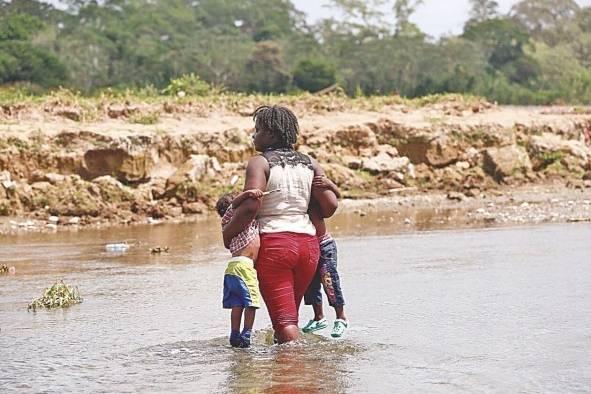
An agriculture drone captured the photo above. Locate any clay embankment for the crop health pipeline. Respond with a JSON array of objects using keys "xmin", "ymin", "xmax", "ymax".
[{"xmin": 1, "ymin": 98, "xmax": 590, "ymax": 234}]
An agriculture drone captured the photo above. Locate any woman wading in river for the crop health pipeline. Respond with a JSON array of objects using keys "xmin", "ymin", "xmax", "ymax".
[{"xmin": 223, "ymin": 105, "xmax": 338, "ymax": 343}]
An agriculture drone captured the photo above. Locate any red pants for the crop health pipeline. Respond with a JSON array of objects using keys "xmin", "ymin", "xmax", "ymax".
[{"xmin": 256, "ymin": 232, "xmax": 320, "ymax": 330}]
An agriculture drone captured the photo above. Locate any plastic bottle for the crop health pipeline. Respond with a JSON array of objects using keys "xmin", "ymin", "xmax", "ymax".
[{"xmin": 105, "ymin": 243, "xmax": 130, "ymax": 252}]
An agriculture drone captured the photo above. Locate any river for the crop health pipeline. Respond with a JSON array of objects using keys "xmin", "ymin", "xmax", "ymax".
[{"xmin": 1, "ymin": 216, "xmax": 590, "ymax": 393}]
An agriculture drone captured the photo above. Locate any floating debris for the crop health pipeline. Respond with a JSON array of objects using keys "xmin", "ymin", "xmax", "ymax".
[
  {"xmin": 0, "ymin": 265, "xmax": 16, "ymax": 275},
  {"xmin": 105, "ymin": 242, "xmax": 130, "ymax": 252},
  {"xmin": 27, "ymin": 281, "xmax": 82, "ymax": 311},
  {"xmin": 567, "ymin": 217, "xmax": 591, "ymax": 223},
  {"xmin": 150, "ymin": 246, "xmax": 170, "ymax": 254}
]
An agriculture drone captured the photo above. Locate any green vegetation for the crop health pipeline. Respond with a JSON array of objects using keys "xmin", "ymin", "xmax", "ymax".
[
  {"xmin": 161, "ymin": 74, "xmax": 212, "ymax": 97},
  {"xmin": 0, "ymin": 201, "xmax": 9, "ymax": 216},
  {"xmin": 129, "ymin": 110, "xmax": 160, "ymax": 125},
  {"xmin": 293, "ymin": 59, "xmax": 337, "ymax": 93},
  {"xmin": 0, "ymin": 13, "xmax": 65, "ymax": 87},
  {"xmin": 536, "ymin": 151, "xmax": 565, "ymax": 170},
  {"xmin": 0, "ymin": 0, "xmax": 590, "ymax": 104},
  {"xmin": 27, "ymin": 281, "xmax": 83, "ymax": 311}
]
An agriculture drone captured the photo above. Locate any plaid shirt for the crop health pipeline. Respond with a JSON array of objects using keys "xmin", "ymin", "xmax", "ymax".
[{"xmin": 221, "ymin": 206, "xmax": 258, "ymax": 255}]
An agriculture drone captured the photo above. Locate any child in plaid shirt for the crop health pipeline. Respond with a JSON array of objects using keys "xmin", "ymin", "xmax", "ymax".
[{"xmin": 216, "ymin": 189, "xmax": 264, "ymax": 348}]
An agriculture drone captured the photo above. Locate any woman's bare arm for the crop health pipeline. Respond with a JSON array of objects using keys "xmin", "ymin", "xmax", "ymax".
[{"xmin": 222, "ymin": 156, "xmax": 268, "ymax": 248}]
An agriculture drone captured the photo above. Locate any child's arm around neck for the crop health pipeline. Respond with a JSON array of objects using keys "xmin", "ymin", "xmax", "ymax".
[
  {"xmin": 232, "ymin": 190, "xmax": 262, "ymax": 208},
  {"xmin": 223, "ymin": 189, "xmax": 263, "ymax": 249}
]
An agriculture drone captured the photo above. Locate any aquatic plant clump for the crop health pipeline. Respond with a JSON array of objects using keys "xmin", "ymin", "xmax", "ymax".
[{"xmin": 27, "ymin": 281, "xmax": 83, "ymax": 311}]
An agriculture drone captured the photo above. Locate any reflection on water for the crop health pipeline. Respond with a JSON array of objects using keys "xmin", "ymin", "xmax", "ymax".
[
  {"xmin": 225, "ymin": 333, "xmax": 359, "ymax": 393},
  {"xmin": 1, "ymin": 220, "xmax": 590, "ymax": 392}
]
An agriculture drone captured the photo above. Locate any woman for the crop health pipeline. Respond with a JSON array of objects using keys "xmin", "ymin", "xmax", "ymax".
[{"xmin": 223, "ymin": 105, "xmax": 338, "ymax": 343}]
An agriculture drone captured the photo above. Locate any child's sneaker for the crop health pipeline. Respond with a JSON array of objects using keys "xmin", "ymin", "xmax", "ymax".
[
  {"xmin": 240, "ymin": 329, "xmax": 252, "ymax": 348},
  {"xmin": 230, "ymin": 330, "xmax": 241, "ymax": 347},
  {"xmin": 331, "ymin": 319, "xmax": 348, "ymax": 338},
  {"xmin": 302, "ymin": 318, "xmax": 328, "ymax": 333}
]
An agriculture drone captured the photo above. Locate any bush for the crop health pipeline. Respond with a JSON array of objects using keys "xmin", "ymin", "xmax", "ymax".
[
  {"xmin": 129, "ymin": 110, "xmax": 160, "ymax": 125},
  {"xmin": 161, "ymin": 73, "xmax": 211, "ymax": 96},
  {"xmin": 293, "ymin": 59, "xmax": 337, "ymax": 93}
]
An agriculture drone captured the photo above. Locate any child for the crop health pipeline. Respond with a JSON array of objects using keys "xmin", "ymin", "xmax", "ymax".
[
  {"xmin": 302, "ymin": 175, "xmax": 349, "ymax": 338},
  {"xmin": 215, "ymin": 189, "xmax": 264, "ymax": 348}
]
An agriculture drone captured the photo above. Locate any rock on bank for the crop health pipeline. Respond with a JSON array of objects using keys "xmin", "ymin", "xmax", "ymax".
[{"xmin": 1, "ymin": 102, "xmax": 590, "ymax": 231}]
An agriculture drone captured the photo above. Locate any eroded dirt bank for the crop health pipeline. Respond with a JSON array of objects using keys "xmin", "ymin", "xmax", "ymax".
[{"xmin": 1, "ymin": 98, "xmax": 590, "ymax": 235}]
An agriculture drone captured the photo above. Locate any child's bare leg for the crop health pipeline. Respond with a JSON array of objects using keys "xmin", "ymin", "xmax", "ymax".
[
  {"xmin": 334, "ymin": 305, "xmax": 347, "ymax": 321},
  {"xmin": 230, "ymin": 307, "xmax": 243, "ymax": 347},
  {"xmin": 240, "ymin": 307, "xmax": 256, "ymax": 348},
  {"xmin": 243, "ymin": 307, "xmax": 256, "ymax": 330},
  {"xmin": 231, "ymin": 307, "xmax": 243, "ymax": 332},
  {"xmin": 312, "ymin": 303, "xmax": 325, "ymax": 321}
]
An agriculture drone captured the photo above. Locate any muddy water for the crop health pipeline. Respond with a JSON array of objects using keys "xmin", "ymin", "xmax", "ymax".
[{"xmin": 1, "ymin": 215, "xmax": 590, "ymax": 393}]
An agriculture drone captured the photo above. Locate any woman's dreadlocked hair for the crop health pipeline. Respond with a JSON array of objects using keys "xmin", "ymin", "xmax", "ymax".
[{"xmin": 253, "ymin": 105, "xmax": 299, "ymax": 148}]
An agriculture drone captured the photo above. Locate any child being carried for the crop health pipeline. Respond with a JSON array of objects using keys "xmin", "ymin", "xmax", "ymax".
[{"xmin": 215, "ymin": 189, "xmax": 264, "ymax": 348}]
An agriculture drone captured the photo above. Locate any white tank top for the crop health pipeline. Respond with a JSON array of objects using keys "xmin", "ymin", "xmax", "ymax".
[{"xmin": 257, "ymin": 149, "xmax": 316, "ymax": 235}]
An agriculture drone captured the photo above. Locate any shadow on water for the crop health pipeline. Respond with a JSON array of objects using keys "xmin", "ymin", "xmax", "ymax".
[{"xmin": 126, "ymin": 329, "xmax": 362, "ymax": 393}]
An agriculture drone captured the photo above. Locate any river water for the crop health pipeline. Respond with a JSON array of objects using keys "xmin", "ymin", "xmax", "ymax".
[{"xmin": 1, "ymin": 215, "xmax": 590, "ymax": 393}]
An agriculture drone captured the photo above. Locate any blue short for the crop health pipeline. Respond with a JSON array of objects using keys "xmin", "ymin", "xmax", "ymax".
[{"xmin": 222, "ymin": 256, "xmax": 261, "ymax": 309}]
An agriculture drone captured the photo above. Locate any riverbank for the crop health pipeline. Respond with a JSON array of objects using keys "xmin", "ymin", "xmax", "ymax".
[{"xmin": 1, "ymin": 94, "xmax": 590, "ymax": 235}]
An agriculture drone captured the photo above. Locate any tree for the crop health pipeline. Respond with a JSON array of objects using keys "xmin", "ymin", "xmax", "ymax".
[
  {"xmin": 0, "ymin": 12, "xmax": 66, "ymax": 87},
  {"xmin": 0, "ymin": 12, "xmax": 42, "ymax": 40},
  {"xmin": 293, "ymin": 58, "xmax": 336, "ymax": 92},
  {"xmin": 393, "ymin": 0, "xmax": 424, "ymax": 36},
  {"xmin": 469, "ymin": 0, "xmax": 499, "ymax": 22},
  {"xmin": 572, "ymin": 7, "xmax": 591, "ymax": 67},
  {"xmin": 511, "ymin": 0, "xmax": 580, "ymax": 46},
  {"xmin": 244, "ymin": 41, "xmax": 290, "ymax": 93},
  {"xmin": 327, "ymin": 0, "xmax": 388, "ymax": 26},
  {"xmin": 463, "ymin": 18, "xmax": 538, "ymax": 85},
  {"xmin": 531, "ymin": 43, "xmax": 588, "ymax": 95}
]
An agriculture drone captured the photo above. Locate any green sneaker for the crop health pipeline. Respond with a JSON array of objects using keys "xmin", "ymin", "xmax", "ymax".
[
  {"xmin": 331, "ymin": 319, "xmax": 348, "ymax": 338},
  {"xmin": 302, "ymin": 318, "xmax": 328, "ymax": 333}
]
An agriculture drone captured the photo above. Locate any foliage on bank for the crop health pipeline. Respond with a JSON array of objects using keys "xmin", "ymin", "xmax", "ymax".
[{"xmin": 0, "ymin": 0, "xmax": 590, "ymax": 104}]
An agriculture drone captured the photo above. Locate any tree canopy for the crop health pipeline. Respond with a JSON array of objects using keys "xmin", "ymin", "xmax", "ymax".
[{"xmin": 0, "ymin": 0, "xmax": 590, "ymax": 104}]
